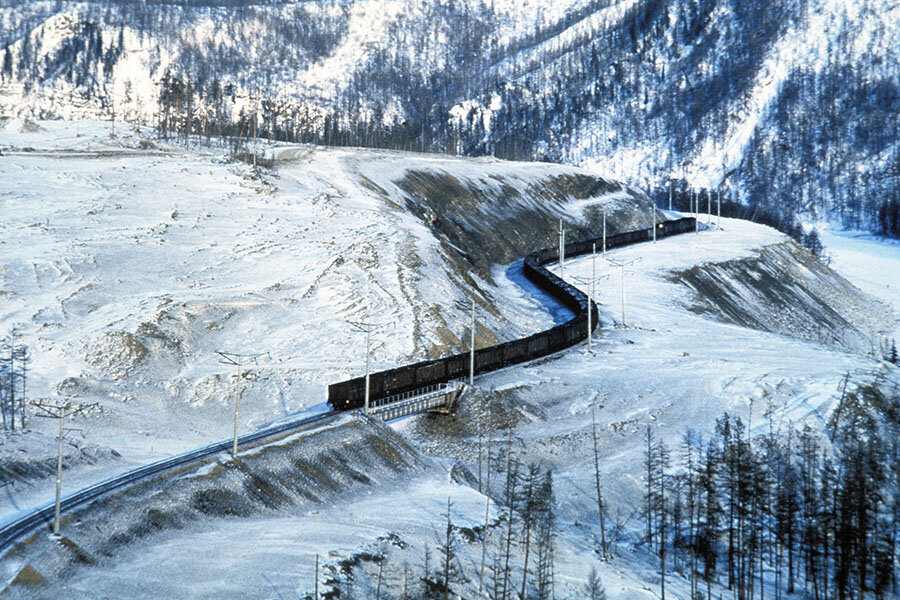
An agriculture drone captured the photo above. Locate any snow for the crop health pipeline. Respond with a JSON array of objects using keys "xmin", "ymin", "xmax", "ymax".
[
  {"xmin": 491, "ymin": 0, "xmax": 642, "ymax": 81},
  {"xmin": 2, "ymin": 123, "xmax": 898, "ymax": 598},
  {"xmin": 819, "ymin": 227, "xmax": 900, "ymax": 341},
  {"xmin": 687, "ymin": 0, "xmax": 895, "ymax": 188},
  {"xmin": 289, "ymin": 1, "xmax": 406, "ymax": 102},
  {"xmin": 479, "ymin": 216, "xmax": 884, "ymax": 518},
  {"xmin": 0, "ymin": 120, "xmax": 628, "ymax": 529},
  {"xmin": 54, "ymin": 471, "xmax": 491, "ymax": 599}
]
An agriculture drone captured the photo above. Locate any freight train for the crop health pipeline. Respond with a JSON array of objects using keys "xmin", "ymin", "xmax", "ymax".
[{"xmin": 327, "ymin": 216, "xmax": 697, "ymax": 410}]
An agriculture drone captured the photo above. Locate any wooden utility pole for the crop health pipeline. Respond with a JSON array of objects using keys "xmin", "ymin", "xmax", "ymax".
[
  {"xmin": 604, "ymin": 257, "xmax": 641, "ymax": 327},
  {"xmin": 54, "ymin": 406, "xmax": 64, "ymax": 534},
  {"xmin": 348, "ymin": 321, "xmax": 384, "ymax": 414},
  {"xmin": 558, "ymin": 219, "xmax": 566, "ymax": 275},
  {"xmin": 216, "ymin": 351, "xmax": 262, "ymax": 459},
  {"xmin": 31, "ymin": 398, "xmax": 98, "ymax": 536},
  {"xmin": 454, "ymin": 299, "xmax": 478, "ymax": 386},
  {"xmin": 478, "ymin": 423, "xmax": 483, "ymax": 492},
  {"xmin": 469, "ymin": 300, "xmax": 475, "ymax": 386},
  {"xmin": 479, "ymin": 438, "xmax": 492, "ymax": 592},
  {"xmin": 602, "ymin": 211, "xmax": 607, "ymax": 254},
  {"xmin": 574, "ymin": 245, "xmax": 609, "ymax": 354},
  {"xmin": 376, "ymin": 558, "xmax": 384, "ymax": 600},
  {"xmin": 717, "ymin": 189, "xmax": 722, "ymax": 228},
  {"xmin": 592, "ymin": 408, "xmax": 608, "ymax": 559},
  {"xmin": 653, "ymin": 204, "xmax": 658, "ymax": 243},
  {"xmin": 694, "ymin": 189, "xmax": 699, "ymax": 234}
]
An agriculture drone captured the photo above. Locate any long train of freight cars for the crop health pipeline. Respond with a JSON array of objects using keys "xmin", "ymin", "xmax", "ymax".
[{"xmin": 328, "ymin": 216, "xmax": 697, "ymax": 410}]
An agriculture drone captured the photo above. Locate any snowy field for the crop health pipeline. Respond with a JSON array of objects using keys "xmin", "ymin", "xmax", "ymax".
[
  {"xmin": 820, "ymin": 228, "xmax": 900, "ymax": 341},
  {"xmin": 2, "ymin": 120, "xmax": 899, "ymax": 598},
  {"xmin": 0, "ymin": 119, "xmax": 622, "ymax": 532},
  {"xmin": 23, "ymin": 217, "xmax": 898, "ymax": 599}
]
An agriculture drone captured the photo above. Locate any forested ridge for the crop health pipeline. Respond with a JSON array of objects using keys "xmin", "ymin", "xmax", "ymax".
[
  {"xmin": 1, "ymin": 0, "xmax": 898, "ymax": 235},
  {"xmin": 0, "ymin": 0, "xmax": 900, "ymax": 235}
]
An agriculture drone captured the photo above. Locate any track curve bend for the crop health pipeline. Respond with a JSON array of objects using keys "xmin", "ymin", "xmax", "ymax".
[
  {"xmin": 0, "ymin": 412, "xmax": 335, "ymax": 553},
  {"xmin": 0, "ymin": 214, "xmax": 696, "ymax": 554},
  {"xmin": 328, "ymin": 216, "xmax": 697, "ymax": 409}
]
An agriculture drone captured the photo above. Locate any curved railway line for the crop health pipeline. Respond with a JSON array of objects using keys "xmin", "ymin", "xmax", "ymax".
[
  {"xmin": 0, "ymin": 214, "xmax": 696, "ymax": 555},
  {"xmin": 0, "ymin": 412, "xmax": 336, "ymax": 553},
  {"xmin": 327, "ymin": 216, "xmax": 697, "ymax": 409}
]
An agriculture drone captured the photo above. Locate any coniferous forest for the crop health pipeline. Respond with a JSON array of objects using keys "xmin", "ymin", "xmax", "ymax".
[
  {"xmin": 642, "ymin": 382, "xmax": 900, "ymax": 600},
  {"xmin": 1, "ymin": 0, "xmax": 898, "ymax": 238}
]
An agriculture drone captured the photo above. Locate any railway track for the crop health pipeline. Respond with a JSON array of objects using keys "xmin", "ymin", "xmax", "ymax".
[
  {"xmin": 0, "ymin": 214, "xmax": 697, "ymax": 555},
  {"xmin": 328, "ymin": 216, "xmax": 697, "ymax": 409},
  {"xmin": 0, "ymin": 411, "xmax": 336, "ymax": 553}
]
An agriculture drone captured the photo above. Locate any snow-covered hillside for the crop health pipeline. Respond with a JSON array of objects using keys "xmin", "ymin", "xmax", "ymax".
[
  {"xmin": 0, "ymin": 119, "xmax": 641, "ymax": 495},
  {"xmin": 2, "ymin": 121, "xmax": 899, "ymax": 599},
  {"xmin": 2, "ymin": 0, "xmax": 898, "ymax": 236}
]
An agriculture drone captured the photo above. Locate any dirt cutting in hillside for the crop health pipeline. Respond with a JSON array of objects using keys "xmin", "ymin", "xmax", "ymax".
[
  {"xmin": 393, "ymin": 168, "xmax": 655, "ymax": 283},
  {"xmin": 0, "ymin": 414, "xmax": 426, "ymax": 597},
  {"xmin": 672, "ymin": 240, "xmax": 895, "ymax": 354}
]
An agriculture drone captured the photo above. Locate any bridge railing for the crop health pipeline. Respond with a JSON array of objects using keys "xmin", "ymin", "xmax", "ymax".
[{"xmin": 368, "ymin": 380, "xmax": 464, "ymax": 420}]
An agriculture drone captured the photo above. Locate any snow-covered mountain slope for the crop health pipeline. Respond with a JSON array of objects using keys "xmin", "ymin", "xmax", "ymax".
[
  {"xmin": 3, "ymin": 121, "xmax": 899, "ymax": 598},
  {"xmin": 0, "ymin": 120, "xmax": 644, "ymax": 495},
  {"xmin": 4, "ymin": 210, "xmax": 897, "ymax": 598},
  {"xmin": 2, "ymin": 0, "xmax": 898, "ymax": 235},
  {"xmin": 412, "ymin": 216, "xmax": 896, "ymax": 523}
]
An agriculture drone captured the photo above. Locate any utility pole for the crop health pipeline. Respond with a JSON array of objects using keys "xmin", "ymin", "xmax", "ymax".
[
  {"xmin": 32, "ymin": 397, "xmax": 98, "ymax": 536},
  {"xmin": 349, "ymin": 321, "xmax": 384, "ymax": 414},
  {"xmin": 478, "ymin": 423, "xmax": 483, "ymax": 491},
  {"xmin": 471, "ymin": 302, "xmax": 476, "ymax": 385},
  {"xmin": 592, "ymin": 407, "xmax": 608, "ymax": 559},
  {"xmin": 693, "ymin": 189, "xmax": 699, "ymax": 234},
  {"xmin": 574, "ymin": 271, "xmax": 594, "ymax": 353},
  {"xmin": 558, "ymin": 219, "xmax": 565, "ymax": 275},
  {"xmin": 479, "ymin": 438, "xmax": 492, "ymax": 594},
  {"xmin": 454, "ymin": 299, "xmax": 478, "ymax": 386},
  {"xmin": 605, "ymin": 257, "xmax": 641, "ymax": 327},
  {"xmin": 54, "ymin": 406, "xmax": 64, "ymax": 535},
  {"xmin": 602, "ymin": 211, "xmax": 607, "ymax": 254},
  {"xmin": 216, "ymin": 351, "xmax": 262, "ymax": 459},
  {"xmin": 717, "ymin": 188, "xmax": 722, "ymax": 229},
  {"xmin": 574, "ymin": 245, "xmax": 609, "ymax": 354},
  {"xmin": 653, "ymin": 204, "xmax": 657, "ymax": 243}
]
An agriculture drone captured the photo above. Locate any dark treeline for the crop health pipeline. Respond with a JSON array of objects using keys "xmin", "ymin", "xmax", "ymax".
[
  {"xmin": 0, "ymin": 333, "xmax": 29, "ymax": 432},
  {"xmin": 740, "ymin": 64, "xmax": 900, "ymax": 236},
  {"xmin": 2, "ymin": 0, "xmax": 898, "ymax": 235},
  {"xmin": 642, "ymin": 382, "xmax": 900, "ymax": 600},
  {"xmin": 877, "ymin": 198, "xmax": 900, "ymax": 239}
]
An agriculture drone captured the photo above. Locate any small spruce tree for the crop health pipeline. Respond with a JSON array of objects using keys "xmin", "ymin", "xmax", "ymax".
[{"xmin": 584, "ymin": 566, "xmax": 606, "ymax": 600}]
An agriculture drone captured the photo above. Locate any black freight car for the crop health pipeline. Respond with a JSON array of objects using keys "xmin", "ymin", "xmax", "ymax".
[{"xmin": 327, "ymin": 216, "xmax": 696, "ymax": 410}]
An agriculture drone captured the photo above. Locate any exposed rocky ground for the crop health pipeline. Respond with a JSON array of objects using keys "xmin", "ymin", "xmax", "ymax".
[
  {"xmin": 2, "ymin": 414, "xmax": 430, "ymax": 597},
  {"xmin": 674, "ymin": 240, "xmax": 894, "ymax": 354}
]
